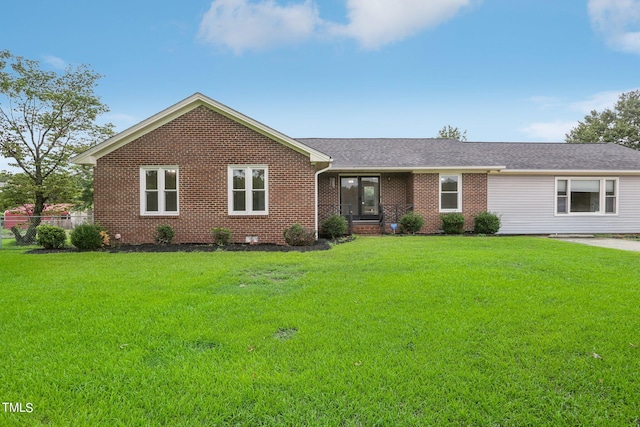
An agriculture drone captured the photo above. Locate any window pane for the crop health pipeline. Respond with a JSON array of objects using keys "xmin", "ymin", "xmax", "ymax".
[
  {"xmin": 441, "ymin": 176, "xmax": 458, "ymax": 192},
  {"xmin": 441, "ymin": 193, "xmax": 458, "ymax": 210},
  {"xmin": 572, "ymin": 180, "xmax": 599, "ymax": 192},
  {"xmin": 145, "ymin": 170, "xmax": 158, "ymax": 190},
  {"xmin": 606, "ymin": 180, "xmax": 615, "ymax": 195},
  {"xmin": 165, "ymin": 170, "xmax": 177, "ymax": 190},
  {"xmin": 146, "ymin": 191, "xmax": 158, "ymax": 211},
  {"xmin": 571, "ymin": 190, "xmax": 599, "ymax": 212},
  {"xmin": 165, "ymin": 191, "xmax": 177, "ymax": 212},
  {"xmin": 557, "ymin": 179, "xmax": 567, "ymax": 196},
  {"xmin": 557, "ymin": 197, "xmax": 567, "ymax": 214},
  {"xmin": 252, "ymin": 169, "xmax": 265, "ymax": 190},
  {"xmin": 233, "ymin": 170, "xmax": 245, "ymax": 190},
  {"xmin": 253, "ymin": 190, "xmax": 265, "ymax": 211},
  {"xmin": 233, "ymin": 190, "xmax": 246, "ymax": 211},
  {"xmin": 606, "ymin": 197, "xmax": 616, "ymax": 214}
]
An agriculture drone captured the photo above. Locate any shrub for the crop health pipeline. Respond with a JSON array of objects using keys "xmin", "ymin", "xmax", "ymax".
[
  {"xmin": 36, "ymin": 224, "xmax": 67, "ymax": 249},
  {"xmin": 211, "ymin": 227, "xmax": 233, "ymax": 246},
  {"xmin": 441, "ymin": 212, "xmax": 465, "ymax": 234},
  {"xmin": 399, "ymin": 212, "xmax": 425, "ymax": 234},
  {"xmin": 320, "ymin": 214, "xmax": 348, "ymax": 240},
  {"xmin": 70, "ymin": 224, "xmax": 106, "ymax": 250},
  {"xmin": 283, "ymin": 223, "xmax": 316, "ymax": 246},
  {"xmin": 154, "ymin": 224, "xmax": 175, "ymax": 245},
  {"xmin": 473, "ymin": 211, "xmax": 501, "ymax": 235}
]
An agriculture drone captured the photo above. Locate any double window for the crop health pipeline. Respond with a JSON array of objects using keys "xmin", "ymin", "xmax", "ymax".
[
  {"xmin": 141, "ymin": 167, "xmax": 179, "ymax": 215},
  {"xmin": 229, "ymin": 166, "xmax": 268, "ymax": 215},
  {"xmin": 440, "ymin": 174, "xmax": 462, "ymax": 212},
  {"xmin": 556, "ymin": 178, "xmax": 617, "ymax": 215}
]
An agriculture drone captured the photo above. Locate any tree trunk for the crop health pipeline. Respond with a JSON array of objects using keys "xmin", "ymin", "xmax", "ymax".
[{"xmin": 12, "ymin": 193, "xmax": 46, "ymax": 246}]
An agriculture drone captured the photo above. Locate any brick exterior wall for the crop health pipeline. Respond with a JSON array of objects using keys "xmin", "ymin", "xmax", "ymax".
[
  {"xmin": 411, "ymin": 173, "xmax": 488, "ymax": 233},
  {"xmin": 94, "ymin": 106, "xmax": 321, "ymax": 245},
  {"xmin": 316, "ymin": 172, "xmax": 487, "ymax": 234}
]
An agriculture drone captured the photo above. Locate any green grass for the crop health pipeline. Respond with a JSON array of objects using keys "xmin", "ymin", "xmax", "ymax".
[{"xmin": 1, "ymin": 236, "xmax": 640, "ymax": 426}]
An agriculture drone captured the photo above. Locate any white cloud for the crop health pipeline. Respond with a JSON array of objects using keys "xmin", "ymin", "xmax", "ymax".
[
  {"xmin": 42, "ymin": 55, "xmax": 67, "ymax": 69},
  {"xmin": 198, "ymin": 0, "xmax": 322, "ymax": 54},
  {"xmin": 569, "ymin": 89, "xmax": 630, "ymax": 113},
  {"xmin": 588, "ymin": 0, "xmax": 640, "ymax": 54},
  {"xmin": 331, "ymin": 0, "xmax": 472, "ymax": 49},
  {"xmin": 521, "ymin": 120, "xmax": 577, "ymax": 142},
  {"xmin": 197, "ymin": 0, "xmax": 473, "ymax": 53}
]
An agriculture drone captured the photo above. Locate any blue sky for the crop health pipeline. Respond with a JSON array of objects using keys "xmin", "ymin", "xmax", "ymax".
[{"xmin": 2, "ymin": 0, "xmax": 640, "ymax": 171}]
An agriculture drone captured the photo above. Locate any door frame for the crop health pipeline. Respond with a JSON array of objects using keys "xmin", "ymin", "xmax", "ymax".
[{"xmin": 339, "ymin": 175, "xmax": 381, "ymax": 220}]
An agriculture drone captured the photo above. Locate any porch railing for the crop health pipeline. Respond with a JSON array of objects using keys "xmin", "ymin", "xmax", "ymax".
[
  {"xmin": 318, "ymin": 204, "xmax": 354, "ymax": 235},
  {"xmin": 379, "ymin": 204, "xmax": 414, "ymax": 233}
]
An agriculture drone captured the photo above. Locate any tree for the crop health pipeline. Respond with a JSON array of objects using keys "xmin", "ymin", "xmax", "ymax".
[
  {"xmin": 0, "ymin": 51, "xmax": 112, "ymax": 244},
  {"xmin": 566, "ymin": 90, "xmax": 640, "ymax": 149},
  {"xmin": 437, "ymin": 125, "xmax": 468, "ymax": 141}
]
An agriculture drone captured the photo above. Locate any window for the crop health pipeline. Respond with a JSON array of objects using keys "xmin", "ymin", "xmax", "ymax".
[
  {"xmin": 440, "ymin": 174, "xmax": 461, "ymax": 212},
  {"xmin": 141, "ymin": 167, "xmax": 179, "ymax": 215},
  {"xmin": 229, "ymin": 166, "xmax": 268, "ymax": 215},
  {"xmin": 556, "ymin": 178, "xmax": 617, "ymax": 215}
]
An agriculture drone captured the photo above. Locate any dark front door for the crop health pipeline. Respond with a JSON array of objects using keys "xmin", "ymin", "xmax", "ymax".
[{"xmin": 340, "ymin": 176, "xmax": 380, "ymax": 220}]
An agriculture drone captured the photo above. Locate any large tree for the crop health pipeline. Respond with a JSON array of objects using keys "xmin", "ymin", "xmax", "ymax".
[
  {"xmin": 0, "ymin": 51, "xmax": 112, "ymax": 244},
  {"xmin": 437, "ymin": 125, "xmax": 468, "ymax": 141},
  {"xmin": 566, "ymin": 90, "xmax": 640, "ymax": 149}
]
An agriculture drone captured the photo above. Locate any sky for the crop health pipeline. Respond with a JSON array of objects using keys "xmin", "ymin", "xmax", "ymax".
[{"xmin": 1, "ymin": 0, "xmax": 640, "ymax": 171}]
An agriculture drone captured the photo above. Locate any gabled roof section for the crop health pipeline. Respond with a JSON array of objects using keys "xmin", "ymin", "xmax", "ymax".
[{"xmin": 72, "ymin": 93, "xmax": 332, "ymax": 165}]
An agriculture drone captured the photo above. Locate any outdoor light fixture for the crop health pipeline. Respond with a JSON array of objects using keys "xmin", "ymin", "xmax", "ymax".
[{"xmin": 329, "ymin": 177, "xmax": 335, "ymax": 188}]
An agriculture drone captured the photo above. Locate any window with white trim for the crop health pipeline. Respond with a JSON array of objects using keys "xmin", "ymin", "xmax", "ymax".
[
  {"xmin": 556, "ymin": 178, "xmax": 617, "ymax": 215},
  {"xmin": 440, "ymin": 174, "xmax": 462, "ymax": 212},
  {"xmin": 141, "ymin": 167, "xmax": 179, "ymax": 215},
  {"xmin": 228, "ymin": 166, "xmax": 268, "ymax": 215}
]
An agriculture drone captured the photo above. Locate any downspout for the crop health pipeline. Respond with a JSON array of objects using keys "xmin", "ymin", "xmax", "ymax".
[{"xmin": 314, "ymin": 161, "xmax": 333, "ymax": 236}]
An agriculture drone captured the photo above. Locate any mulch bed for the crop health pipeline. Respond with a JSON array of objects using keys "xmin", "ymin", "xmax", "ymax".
[{"xmin": 26, "ymin": 239, "xmax": 332, "ymax": 254}]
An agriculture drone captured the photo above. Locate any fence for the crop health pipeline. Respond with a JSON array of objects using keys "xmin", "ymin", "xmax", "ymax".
[{"xmin": 1, "ymin": 213, "xmax": 94, "ymax": 247}]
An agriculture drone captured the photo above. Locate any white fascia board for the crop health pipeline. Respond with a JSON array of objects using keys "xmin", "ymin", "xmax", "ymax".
[
  {"xmin": 491, "ymin": 169, "xmax": 640, "ymax": 176},
  {"xmin": 326, "ymin": 166, "xmax": 506, "ymax": 173},
  {"xmin": 72, "ymin": 93, "xmax": 331, "ymax": 165}
]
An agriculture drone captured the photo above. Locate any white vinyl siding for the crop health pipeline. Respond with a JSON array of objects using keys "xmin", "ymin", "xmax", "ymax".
[{"xmin": 488, "ymin": 175, "xmax": 640, "ymax": 234}]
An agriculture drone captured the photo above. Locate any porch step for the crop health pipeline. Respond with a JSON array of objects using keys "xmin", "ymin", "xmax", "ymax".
[{"xmin": 352, "ymin": 223, "xmax": 382, "ymax": 235}]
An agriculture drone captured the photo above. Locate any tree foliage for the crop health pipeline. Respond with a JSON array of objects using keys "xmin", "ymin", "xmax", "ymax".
[
  {"xmin": 437, "ymin": 125, "xmax": 468, "ymax": 141},
  {"xmin": 0, "ymin": 51, "xmax": 112, "ymax": 244},
  {"xmin": 566, "ymin": 90, "xmax": 640, "ymax": 149}
]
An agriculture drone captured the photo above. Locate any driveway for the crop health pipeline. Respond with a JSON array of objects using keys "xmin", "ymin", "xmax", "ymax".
[{"xmin": 555, "ymin": 237, "xmax": 640, "ymax": 252}]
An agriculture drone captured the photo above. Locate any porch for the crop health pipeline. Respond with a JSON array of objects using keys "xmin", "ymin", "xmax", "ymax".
[{"xmin": 318, "ymin": 203, "xmax": 414, "ymax": 235}]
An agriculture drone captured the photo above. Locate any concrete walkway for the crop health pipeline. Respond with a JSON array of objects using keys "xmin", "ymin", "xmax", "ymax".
[{"xmin": 554, "ymin": 237, "xmax": 640, "ymax": 252}]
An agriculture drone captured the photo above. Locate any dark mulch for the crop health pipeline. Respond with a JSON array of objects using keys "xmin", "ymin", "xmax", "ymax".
[{"xmin": 26, "ymin": 239, "xmax": 332, "ymax": 254}]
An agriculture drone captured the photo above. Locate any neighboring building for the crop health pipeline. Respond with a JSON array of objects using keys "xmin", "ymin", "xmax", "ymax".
[{"xmin": 72, "ymin": 93, "xmax": 640, "ymax": 245}]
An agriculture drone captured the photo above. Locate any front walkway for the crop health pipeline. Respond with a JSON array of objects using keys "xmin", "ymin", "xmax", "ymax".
[{"xmin": 555, "ymin": 237, "xmax": 640, "ymax": 252}]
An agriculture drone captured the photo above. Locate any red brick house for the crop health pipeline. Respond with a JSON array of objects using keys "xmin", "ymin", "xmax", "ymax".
[{"xmin": 73, "ymin": 93, "xmax": 640, "ymax": 244}]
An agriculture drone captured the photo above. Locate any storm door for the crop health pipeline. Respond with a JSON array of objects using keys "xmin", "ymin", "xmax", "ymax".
[{"xmin": 340, "ymin": 176, "xmax": 380, "ymax": 220}]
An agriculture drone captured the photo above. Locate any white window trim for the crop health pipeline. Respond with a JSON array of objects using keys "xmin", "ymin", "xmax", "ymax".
[
  {"xmin": 554, "ymin": 177, "xmax": 619, "ymax": 216},
  {"xmin": 140, "ymin": 166, "xmax": 179, "ymax": 216},
  {"xmin": 228, "ymin": 165, "xmax": 269, "ymax": 216},
  {"xmin": 439, "ymin": 173, "xmax": 462, "ymax": 213}
]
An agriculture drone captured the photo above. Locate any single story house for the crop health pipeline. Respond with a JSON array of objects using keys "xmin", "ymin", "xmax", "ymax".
[{"xmin": 72, "ymin": 93, "xmax": 640, "ymax": 245}]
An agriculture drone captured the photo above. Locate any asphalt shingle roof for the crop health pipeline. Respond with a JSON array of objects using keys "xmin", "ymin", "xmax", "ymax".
[{"xmin": 298, "ymin": 138, "xmax": 640, "ymax": 171}]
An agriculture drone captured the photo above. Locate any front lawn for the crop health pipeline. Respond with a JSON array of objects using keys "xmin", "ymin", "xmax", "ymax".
[{"xmin": 1, "ymin": 236, "xmax": 639, "ymax": 425}]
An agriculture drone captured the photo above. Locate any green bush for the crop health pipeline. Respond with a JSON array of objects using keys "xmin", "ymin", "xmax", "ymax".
[
  {"xmin": 441, "ymin": 213, "xmax": 465, "ymax": 234},
  {"xmin": 211, "ymin": 227, "xmax": 233, "ymax": 246},
  {"xmin": 36, "ymin": 224, "xmax": 67, "ymax": 249},
  {"xmin": 399, "ymin": 212, "xmax": 425, "ymax": 234},
  {"xmin": 154, "ymin": 224, "xmax": 175, "ymax": 245},
  {"xmin": 474, "ymin": 211, "xmax": 501, "ymax": 235},
  {"xmin": 70, "ymin": 224, "xmax": 106, "ymax": 251},
  {"xmin": 283, "ymin": 223, "xmax": 316, "ymax": 246},
  {"xmin": 320, "ymin": 214, "xmax": 348, "ymax": 240}
]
